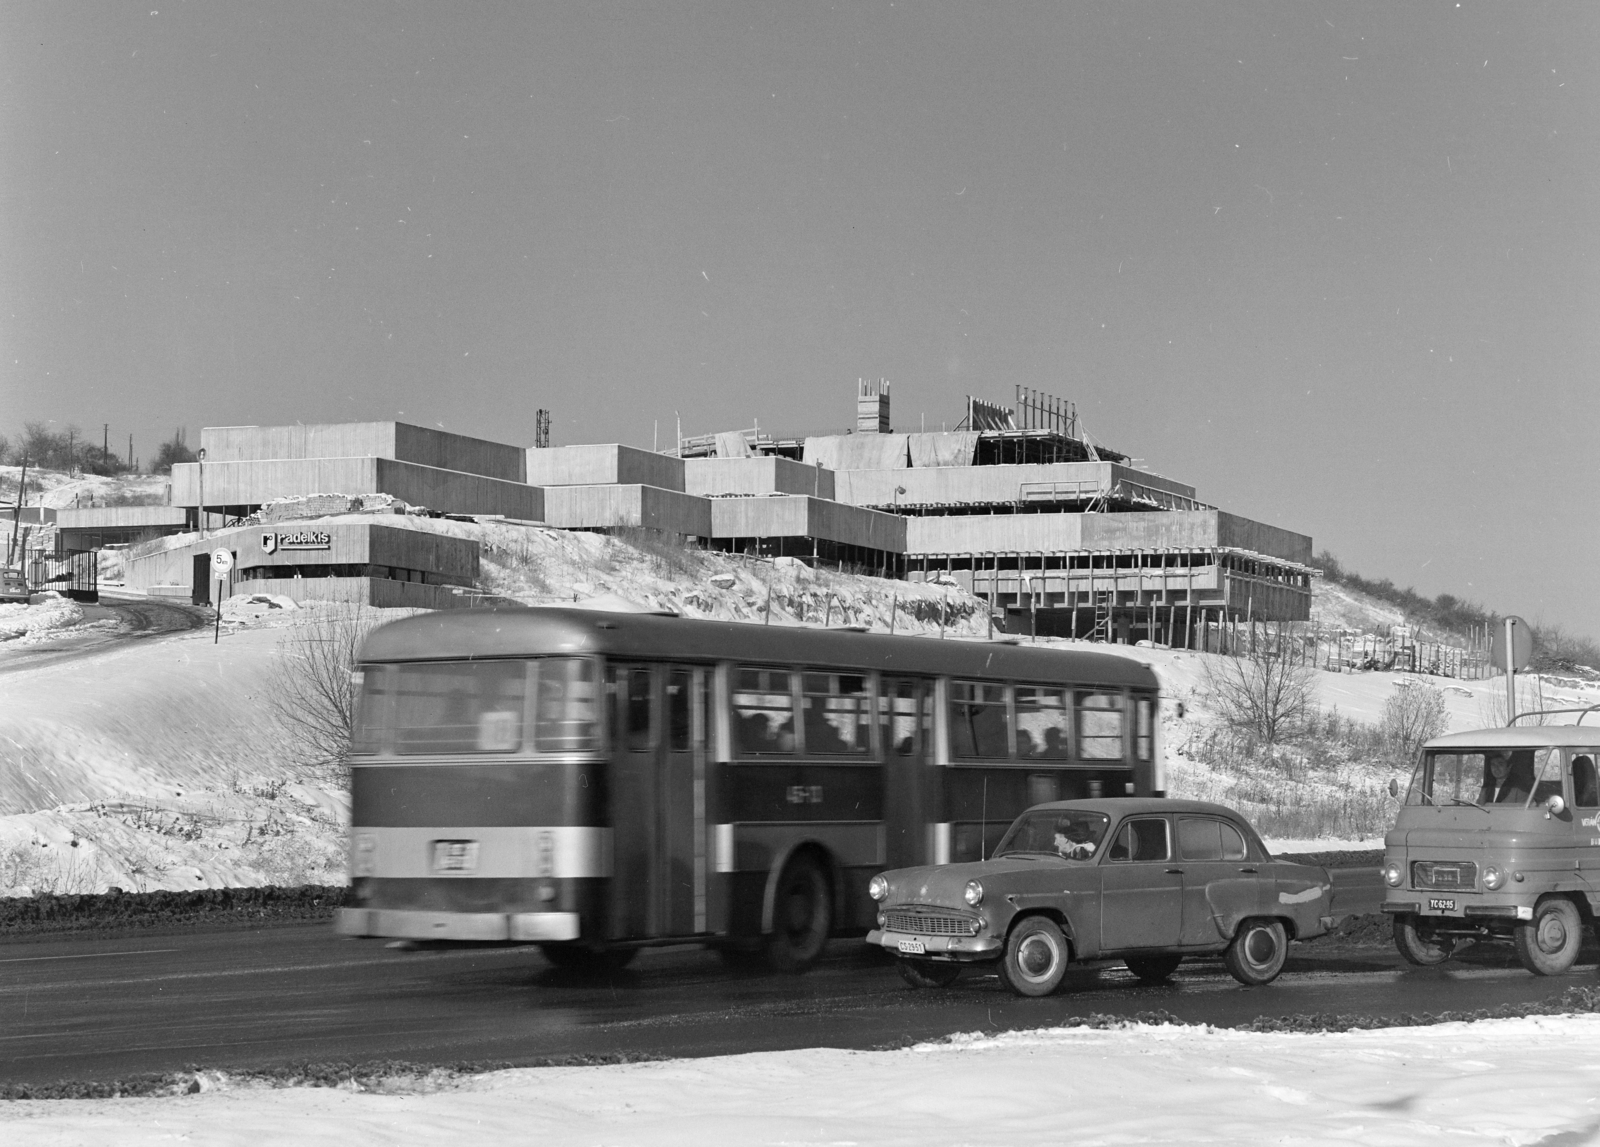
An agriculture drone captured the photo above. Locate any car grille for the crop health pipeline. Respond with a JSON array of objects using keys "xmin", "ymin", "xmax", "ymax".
[
  {"xmin": 1412, "ymin": 861, "xmax": 1478, "ymax": 890},
  {"xmin": 883, "ymin": 910, "xmax": 976, "ymax": 936}
]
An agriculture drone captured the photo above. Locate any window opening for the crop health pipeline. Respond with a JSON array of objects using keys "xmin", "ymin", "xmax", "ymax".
[
  {"xmin": 1014, "ymin": 686, "xmax": 1070, "ymax": 759},
  {"xmin": 1078, "ymin": 691, "xmax": 1125, "ymax": 760},
  {"xmin": 951, "ymin": 680, "xmax": 1009, "ymax": 758},
  {"xmin": 733, "ymin": 668, "xmax": 795, "ymax": 755}
]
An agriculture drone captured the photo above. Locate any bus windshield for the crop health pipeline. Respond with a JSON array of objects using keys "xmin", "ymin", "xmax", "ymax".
[
  {"xmin": 1407, "ymin": 748, "xmax": 1558, "ymax": 808},
  {"xmin": 994, "ymin": 809, "xmax": 1111, "ymax": 861}
]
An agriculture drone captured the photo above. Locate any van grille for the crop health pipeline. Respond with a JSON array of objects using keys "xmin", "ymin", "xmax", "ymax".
[
  {"xmin": 884, "ymin": 910, "xmax": 976, "ymax": 936},
  {"xmin": 1412, "ymin": 861, "xmax": 1478, "ymax": 890}
]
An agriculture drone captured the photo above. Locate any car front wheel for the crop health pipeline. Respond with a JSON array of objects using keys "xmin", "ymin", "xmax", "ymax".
[
  {"xmin": 999, "ymin": 917, "xmax": 1070, "ymax": 997},
  {"xmin": 897, "ymin": 958, "xmax": 962, "ymax": 989},
  {"xmin": 1393, "ymin": 915, "xmax": 1455, "ymax": 966},
  {"xmin": 1513, "ymin": 897, "xmax": 1582, "ymax": 976},
  {"xmin": 1224, "ymin": 918, "xmax": 1288, "ymax": 986}
]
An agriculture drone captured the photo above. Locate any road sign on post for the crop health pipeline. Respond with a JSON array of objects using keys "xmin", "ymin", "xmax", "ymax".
[
  {"xmin": 1491, "ymin": 615, "xmax": 1533, "ymax": 726},
  {"xmin": 211, "ymin": 548, "xmax": 233, "ymax": 644}
]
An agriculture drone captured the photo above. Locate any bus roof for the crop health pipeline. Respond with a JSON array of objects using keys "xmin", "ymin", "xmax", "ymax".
[
  {"xmin": 1424, "ymin": 725, "xmax": 1600, "ymax": 750},
  {"xmin": 357, "ymin": 606, "xmax": 1161, "ymax": 690}
]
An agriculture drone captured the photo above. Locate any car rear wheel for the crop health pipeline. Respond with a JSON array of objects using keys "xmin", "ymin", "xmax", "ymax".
[
  {"xmin": 897, "ymin": 958, "xmax": 962, "ymax": 989},
  {"xmin": 765, "ymin": 852, "xmax": 832, "ymax": 973},
  {"xmin": 1393, "ymin": 915, "xmax": 1456, "ymax": 966},
  {"xmin": 1224, "ymin": 918, "xmax": 1288, "ymax": 986},
  {"xmin": 1513, "ymin": 897, "xmax": 1582, "ymax": 976},
  {"xmin": 1124, "ymin": 954, "xmax": 1182, "ymax": 983},
  {"xmin": 999, "ymin": 917, "xmax": 1070, "ymax": 997}
]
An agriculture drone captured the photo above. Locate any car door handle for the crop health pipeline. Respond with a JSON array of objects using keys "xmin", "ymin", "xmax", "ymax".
[
  {"xmin": 1165, "ymin": 868, "xmax": 1184, "ymax": 875},
  {"xmin": 1239, "ymin": 867, "xmax": 1258, "ymax": 874}
]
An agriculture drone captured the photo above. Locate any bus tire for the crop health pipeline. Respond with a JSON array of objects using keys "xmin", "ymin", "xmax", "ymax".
[
  {"xmin": 539, "ymin": 944, "xmax": 637, "ymax": 974},
  {"xmin": 1393, "ymin": 915, "xmax": 1455, "ymax": 966},
  {"xmin": 765, "ymin": 852, "xmax": 832, "ymax": 973},
  {"xmin": 1224, "ymin": 918, "xmax": 1288, "ymax": 986},
  {"xmin": 1514, "ymin": 897, "xmax": 1582, "ymax": 976},
  {"xmin": 897, "ymin": 958, "xmax": 961, "ymax": 989}
]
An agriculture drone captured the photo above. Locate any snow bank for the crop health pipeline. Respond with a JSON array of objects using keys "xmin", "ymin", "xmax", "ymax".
[{"xmin": 8, "ymin": 1014, "xmax": 1600, "ymax": 1145}]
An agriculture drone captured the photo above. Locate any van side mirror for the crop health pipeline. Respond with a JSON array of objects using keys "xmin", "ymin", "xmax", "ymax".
[
  {"xmin": 1388, "ymin": 778, "xmax": 1399, "ymax": 799},
  {"xmin": 1545, "ymin": 794, "xmax": 1566, "ymax": 817}
]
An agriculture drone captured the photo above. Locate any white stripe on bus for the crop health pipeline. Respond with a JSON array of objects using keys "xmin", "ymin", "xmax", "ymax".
[{"xmin": 349, "ymin": 826, "xmax": 611, "ymax": 880}]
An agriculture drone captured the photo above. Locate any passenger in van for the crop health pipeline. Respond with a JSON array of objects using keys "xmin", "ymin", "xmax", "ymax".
[
  {"xmin": 1572, "ymin": 755, "xmax": 1599, "ymax": 807},
  {"xmin": 1479, "ymin": 751, "xmax": 1531, "ymax": 805}
]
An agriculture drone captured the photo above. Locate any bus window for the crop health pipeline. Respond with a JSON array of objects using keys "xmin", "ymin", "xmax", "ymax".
[
  {"xmin": 951, "ymin": 681, "xmax": 1009, "ymax": 759},
  {"xmin": 1077, "ymin": 691, "xmax": 1125, "ymax": 760},
  {"xmin": 392, "ymin": 660, "xmax": 526, "ymax": 755},
  {"xmin": 625, "ymin": 668, "xmax": 653, "ymax": 751},
  {"xmin": 1135, "ymin": 697, "xmax": 1154, "ymax": 763},
  {"xmin": 802, "ymin": 673, "xmax": 870, "ymax": 755},
  {"xmin": 881, "ymin": 680, "xmax": 922, "ymax": 756},
  {"xmin": 351, "ymin": 665, "xmax": 391, "ymax": 755},
  {"xmin": 1014, "ymin": 686, "xmax": 1070, "ymax": 759},
  {"xmin": 733, "ymin": 668, "xmax": 795, "ymax": 755},
  {"xmin": 667, "ymin": 669, "xmax": 692, "ymax": 753},
  {"xmin": 534, "ymin": 658, "xmax": 600, "ymax": 752}
]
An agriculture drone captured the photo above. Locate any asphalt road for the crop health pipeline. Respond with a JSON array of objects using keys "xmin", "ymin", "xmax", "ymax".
[{"xmin": 5, "ymin": 897, "xmax": 1595, "ymax": 1088}]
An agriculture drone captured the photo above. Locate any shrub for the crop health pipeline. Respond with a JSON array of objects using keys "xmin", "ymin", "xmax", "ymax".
[{"xmin": 1382, "ymin": 681, "xmax": 1449, "ymax": 767}]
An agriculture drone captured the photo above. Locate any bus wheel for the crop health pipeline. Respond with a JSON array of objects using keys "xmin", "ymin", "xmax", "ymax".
[
  {"xmin": 539, "ymin": 944, "xmax": 637, "ymax": 974},
  {"xmin": 1514, "ymin": 898, "xmax": 1582, "ymax": 976},
  {"xmin": 1224, "ymin": 918, "xmax": 1288, "ymax": 986},
  {"xmin": 1393, "ymin": 915, "xmax": 1455, "ymax": 966},
  {"xmin": 898, "ymin": 958, "xmax": 961, "ymax": 989},
  {"xmin": 765, "ymin": 853, "xmax": 832, "ymax": 973}
]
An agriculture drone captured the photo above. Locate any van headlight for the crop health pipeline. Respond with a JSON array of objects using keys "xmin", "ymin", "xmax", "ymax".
[
  {"xmin": 1482, "ymin": 865, "xmax": 1505, "ymax": 891},
  {"xmin": 964, "ymin": 880, "xmax": 984, "ymax": 907},
  {"xmin": 868, "ymin": 875, "xmax": 889, "ymax": 902},
  {"xmin": 1382, "ymin": 861, "xmax": 1404, "ymax": 888}
]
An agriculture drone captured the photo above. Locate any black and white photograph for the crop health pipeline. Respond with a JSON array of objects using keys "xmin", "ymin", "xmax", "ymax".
[{"xmin": 2, "ymin": 3, "xmax": 1597, "ymax": 1142}]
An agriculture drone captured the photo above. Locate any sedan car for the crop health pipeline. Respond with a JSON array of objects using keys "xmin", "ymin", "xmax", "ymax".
[{"xmin": 865, "ymin": 798, "xmax": 1334, "ymax": 996}]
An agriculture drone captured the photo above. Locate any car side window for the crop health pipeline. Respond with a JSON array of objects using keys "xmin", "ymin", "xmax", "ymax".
[
  {"xmin": 1220, "ymin": 821, "xmax": 1248, "ymax": 860},
  {"xmin": 1178, "ymin": 817, "xmax": 1222, "ymax": 861},
  {"xmin": 1573, "ymin": 753, "xmax": 1600, "ymax": 808},
  {"xmin": 1107, "ymin": 818, "xmax": 1170, "ymax": 863}
]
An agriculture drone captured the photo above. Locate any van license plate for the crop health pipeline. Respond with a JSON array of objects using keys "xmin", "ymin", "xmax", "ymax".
[
  {"xmin": 897, "ymin": 938, "xmax": 927, "ymax": 955},
  {"xmin": 1427, "ymin": 897, "xmax": 1456, "ymax": 912},
  {"xmin": 432, "ymin": 840, "xmax": 479, "ymax": 874}
]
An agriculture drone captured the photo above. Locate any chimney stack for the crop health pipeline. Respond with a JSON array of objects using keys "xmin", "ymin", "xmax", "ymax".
[{"xmin": 856, "ymin": 378, "xmax": 891, "ymax": 434}]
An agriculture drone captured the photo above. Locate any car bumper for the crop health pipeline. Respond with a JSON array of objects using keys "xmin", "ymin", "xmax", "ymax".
[
  {"xmin": 1380, "ymin": 900, "xmax": 1534, "ymax": 921},
  {"xmin": 335, "ymin": 907, "xmax": 580, "ymax": 942},
  {"xmin": 866, "ymin": 928, "xmax": 1003, "ymax": 962}
]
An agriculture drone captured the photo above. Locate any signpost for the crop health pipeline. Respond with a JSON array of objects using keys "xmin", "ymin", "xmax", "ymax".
[
  {"xmin": 1490, "ymin": 615, "xmax": 1533, "ymax": 726},
  {"xmin": 210, "ymin": 547, "xmax": 233, "ymax": 644}
]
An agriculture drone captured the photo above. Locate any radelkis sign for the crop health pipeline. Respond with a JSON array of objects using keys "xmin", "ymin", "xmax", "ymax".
[{"xmin": 261, "ymin": 529, "xmax": 333, "ymax": 554}]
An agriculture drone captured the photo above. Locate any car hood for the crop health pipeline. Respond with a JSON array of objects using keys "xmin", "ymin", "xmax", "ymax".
[{"xmin": 881, "ymin": 857, "xmax": 1089, "ymax": 908}]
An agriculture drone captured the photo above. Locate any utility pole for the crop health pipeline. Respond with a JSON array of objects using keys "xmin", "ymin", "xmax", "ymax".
[{"xmin": 103, "ymin": 423, "xmax": 109, "ymax": 469}]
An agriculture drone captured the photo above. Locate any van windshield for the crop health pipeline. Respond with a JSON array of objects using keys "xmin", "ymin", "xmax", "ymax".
[{"xmin": 1407, "ymin": 748, "xmax": 1559, "ymax": 808}]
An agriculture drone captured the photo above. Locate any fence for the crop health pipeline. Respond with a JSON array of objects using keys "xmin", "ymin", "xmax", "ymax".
[
  {"xmin": 26, "ymin": 548, "xmax": 99, "ymax": 603},
  {"xmin": 1180, "ymin": 618, "xmax": 1489, "ymax": 681}
]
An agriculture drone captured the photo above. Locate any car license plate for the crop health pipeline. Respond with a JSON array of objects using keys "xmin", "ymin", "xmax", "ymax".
[
  {"xmin": 1427, "ymin": 896, "xmax": 1456, "ymax": 912},
  {"xmin": 432, "ymin": 840, "xmax": 479, "ymax": 874},
  {"xmin": 897, "ymin": 938, "xmax": 927, "ymax": 955}
]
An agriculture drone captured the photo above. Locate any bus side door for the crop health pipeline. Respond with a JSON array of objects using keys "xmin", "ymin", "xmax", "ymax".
[
  {"xmin": 609, "ymin": 663, "xmax": 660, "ymax": 940},
  {"xmin": 882, "ymin": 677, "xmax": 934, "ymax": 870}
]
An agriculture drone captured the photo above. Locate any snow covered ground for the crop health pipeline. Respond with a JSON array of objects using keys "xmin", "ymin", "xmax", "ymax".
[{"xmin": 7, "ymin": 1014, "xmax": 1600, "ymax": 1145}]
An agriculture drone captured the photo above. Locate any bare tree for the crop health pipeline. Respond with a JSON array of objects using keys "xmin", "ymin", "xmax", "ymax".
[
  {"xmin": 1201, "ymin": 644, "xmax": 1317, "ymax": 747},
  {"xmin": 1382, "ymin": 681, "xmax": 1449, "ymax": 767},
  {"xmin": 269, "ymin": 600, "xmax": 389, "ymax": 787}
]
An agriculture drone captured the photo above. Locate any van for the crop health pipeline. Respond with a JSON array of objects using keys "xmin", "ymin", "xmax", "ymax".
[
  {"xmin": 0, "ymin": 566, "xmax": 27, "ymax": 604},
  {"xmin": 1382, "ymin": 725, "xmax": 1600, "ymax": 974}
]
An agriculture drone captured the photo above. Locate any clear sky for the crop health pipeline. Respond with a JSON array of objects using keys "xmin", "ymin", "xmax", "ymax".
[{"xmin": 3, "ymin": 3, "xmax": 1595, "ymax": 637}]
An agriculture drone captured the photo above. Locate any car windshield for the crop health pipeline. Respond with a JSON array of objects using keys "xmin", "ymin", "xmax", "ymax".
[
  {"xmin": 994, "ymin": 809, "xmax": 1111, "ymax": 861},
  {"xmin": 1406, "ymin": 747, "xmax": 1558, "ymax": 808}
]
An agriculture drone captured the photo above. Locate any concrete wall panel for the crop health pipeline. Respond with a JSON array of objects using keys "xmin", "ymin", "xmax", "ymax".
[
  {"xmin": 1216, "ymin": 511, "xmax": 1313, "ymax": 565},
  {"xmin": 542, "ymin": 485, "xmax": 712, "ymax": 535},
  {"xmin": 833, "ymin": 462, "xmax": 1196, "ymax": 508},
  {"xmin": 684, "ymin": 457, "xmax": 835, "ymax": 499},
  {"xmin": 171, "ymin": 458, "xmax": 541, "ymax": 520},
  {"xmin": 710, "ymin": 496, "xmax": 905, "ymax": 551},
  {"xmin": 54, "ymin": 506, "xmax": 188, "ymax": 530},
  {"xmin": 525, "ymin": 444, "xmax": 685, "ymax": 492},
  {"xmin": 200, "ymin": 422, "xmax": 524, "ymax": 482}
]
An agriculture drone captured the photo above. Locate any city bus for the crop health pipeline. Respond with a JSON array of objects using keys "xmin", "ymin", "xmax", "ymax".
[{"xmin": 335, "ymin": 606, "xmax": 1165, "ymax": 972}]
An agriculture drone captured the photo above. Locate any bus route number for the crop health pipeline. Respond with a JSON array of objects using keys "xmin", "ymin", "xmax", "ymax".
[{"xmin": 786, "ymin": 785, "xmax": 824, "ymax": 806}]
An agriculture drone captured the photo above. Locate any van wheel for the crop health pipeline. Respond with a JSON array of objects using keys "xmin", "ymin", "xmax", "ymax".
[
  {"xmin": 1124, "ymin": 954, "xmax": 1182, "ymax": 983},
  {"xmin": 998, "ymin": 917, "xmax": 1070, "ymax": 997},
  {"xmin": 1514, "ymin": 898, "xmax": 1582, "ymax": 976},
  {"xmin": 765, "ymin": 853, "xmax": 832, "ymax": 973},
  {"xmin": 1393, "ymin": 915, "xmax": 1455, "ymax": 966},
  {"xmin": 897, "ymin": 958, "xmax": 962, "ymax": 989},
  {"xmin": 1224, "ymin": 918, "xmax": 1288, "ymax": 986}
]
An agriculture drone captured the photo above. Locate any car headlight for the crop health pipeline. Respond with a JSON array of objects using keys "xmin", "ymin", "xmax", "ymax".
[
  {"xmin": 1482, "ymin": 864, "xmax": 1505, "ymax": 891},
  {"xmin": 868, "ymin": 874, "xmax": 889, "ymax": 902},
  {"xmin": 1382, "ymin": 861, "xmax": 1404, "ymax": 888},
  {"xmin": 964, "ymin": 879, "xmax": 984, "ymax": 907}
]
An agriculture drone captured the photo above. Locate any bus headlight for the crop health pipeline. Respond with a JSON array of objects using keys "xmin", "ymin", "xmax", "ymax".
[
  {"xmin": 964, "ymin": 880, "xmax": 984, "ymax": 907},
  {"xmin": 1382, "ymin": 862, "xmax": 1404, "ymax": 888},
  {"xmin": 869, "ymin": 875, "xmax": 889, "ymax": 902},
  {"xmin": 1482, "ymin": 865, "xmax": 1505, "ymax": 891}
]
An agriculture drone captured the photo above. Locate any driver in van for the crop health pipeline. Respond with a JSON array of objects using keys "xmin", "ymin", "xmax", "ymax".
[{"xmin": 1479, "ymin": 751, "xmax": 1530, "ymax": 805}]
